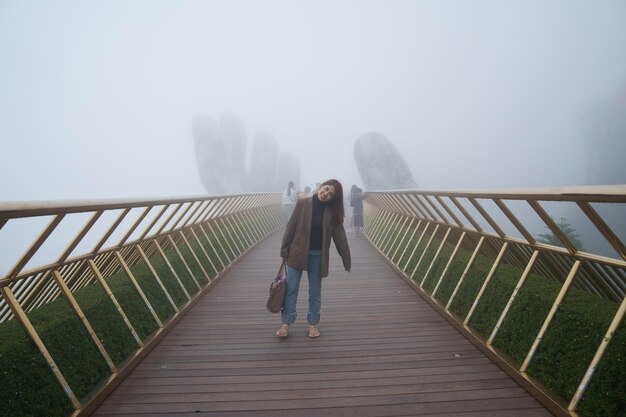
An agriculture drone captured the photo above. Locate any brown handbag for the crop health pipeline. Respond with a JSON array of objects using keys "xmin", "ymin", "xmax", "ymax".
[{"xmin": 266, "ymin": 261, "xmax": 287, "ymax": 313}]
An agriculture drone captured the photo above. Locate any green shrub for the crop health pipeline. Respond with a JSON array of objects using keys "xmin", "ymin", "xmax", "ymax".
[
  {"xmin": 143, "ymin": 248, "xmax": 191, "ymax": 307},
  {"xmin": 447, "ymin": 252, "xmax": 494, "ymax": 319},
  {"xmin": 29, "ymin": 298, "xmax": 110, "ymax": 401},
  {"xmin": 527, "ymin": 287, "xmax": 618, "ymax": 402},
  {"xmin": 0, "ymin": 225, "xmax": 255, "ymax": 417},
  {"xmin": 492, "ymin": 271, "xmax": 560, "ymax": 362},
  {"xmin": 382, "ymin": 217, "xmax": 404, "ymax": 257},
  {"xmin": 396, "ymin": 224, "xmax": 425, "ymax": 270},
  {"xmin": 75, "ymin": 282, "xmax": 139, "ymax": 366},
  {"xmin": 578, "ymin": 321, "xmax": 626, "ymax": 417},
  {"xmin": 389, "ymin": 221, "xmax": 415, "ymax": 264},
  {"xmin": 468, "ymin": 263, "xmax": 520, "ymax": 338},
  {"xmin": 0, "ymin": 320, "xmax": 74, "ymax": 417},
  {"xmin": 368, "ymin": 214, "xmax": 626, "ymax": 417},
  {"xmin": 432, "ymin": 245, "xmax": 474, "ymax": 306},
  {"xmin": 421, "ymin": 237, "xmax": 455, "ymax": 295}
]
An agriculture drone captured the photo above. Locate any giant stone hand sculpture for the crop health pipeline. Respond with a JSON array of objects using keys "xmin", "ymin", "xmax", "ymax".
[
  {"xmin": 354, "ymin": 132, "xmax": 417, "ymax": 190},
  {"xmin": 219, "ymin": 113, "xmax": 248, "ymax": 193},
  {"xmin": 192, "ymin": 114, "xmax": 233, "ymax": 194},
  {"xmin": 275, "ymin": 152, "xmax": 301, "ymax": 192},
  {"xmin": 193, "ymin": 113, "xmax": 299, "ymax": 194},
  {"xmin": 247, "ymin": 130, "xmax": 280, "ymax": 192}
]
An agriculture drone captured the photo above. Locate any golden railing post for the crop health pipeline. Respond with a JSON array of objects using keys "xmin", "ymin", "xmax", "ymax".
[
  {"xmin": 568, "ymin": 295, "xmax": 626, "ymax": 411},
  {"xmin": 4, "ymin": 214, "xmax": 65, "ymax": 283},
  {"xmin": 187, "ymin": 227, "xmax": 219, "ymax": 279},
  {"xmin": 372, "ymin": 207, "xmax": 389, "ymax": 244},
  {"xmin": 520, "ymin": 260, "xmax": 581, "ymax": 372},
  {"xmin": 379, "ymin": 213, "xmax": 401, "ymax": 253},
  {"xmin": 52, "ymin": 270, "xmax": 117, "ymax": 373},
  {"xmin": 208, "ymin": 220, "xmax": 236, "ymax": 261},
  {"xmin": 231, "ymin": 212, "xmax": 252, "ymax": 246},
  {"xmin": 431, "ymin": 231, "xmax": 466, "ymax": 299},
  {"xmin": 361, "ymin": 206, "xmax": 378, "ymax": 240},
  {"xmin": 0, "ymin": 286, "xmax": 81, "ymax": 409},
  {"xmin": 151, "ymin": 240, "xmax": 196, "ymax": 296},
  {"xmin": 371, "ymin": 208, "xmax": 391, "ymax": 247},
  {"xmin": 222, "ymin": 216, "xmax": 245, "ymax": 253},
  {"xmin": 410, "ymin": 224, "xmax": 440, "ymax": 280},
  {"xmin": 382, "ymin": 215, "xmax": 408, "ymax": 254},
  {"xmin": 218, "ymin": 217, "xmax": 242, "ymax": 255},
  {"xmin": 241, "ymin": 209, "xmax": 262, "ymax": 241},
  {"xmin": 114, "ymin": 251, "xmax": 163, "ymax": 328},
  {"xmin": 487, "ymin": 250, "xmax": 540, "ymax": 345},
  {"xmin": 88, "ymin": 260, "xmax": 143, "ymax": 348},
  {"xmin": 135, "ymin": 245, "xmax": 179, "ymax": 313},
  {"xmin": 420, "ymin": 227, "xmax": 452, "ymax": 288},
  {"xmin": 197, "ymin": 223, "xmax": 226, "ymax": 271},
  {"xmin": 463, "ymin": 242, "xmax": 509, "ymax": 325},
  {"xmin": 397, "ymin": 220, "xmax": 421, "ymax": 266},
  {"xmin": 175, "ymin": 231, "xmax": 212, "ymax": 282},
  {"xmin": 227, "ymin": 213, "xmax": 251, "ymax": 248},
  {"xmin": 391, "ymin": 218, "xmax": 416, "ymax": 263},
  {"xmin": 161, "ymin": 235, "xmax": 203, "ymax": 289},
  {"xmin": 244, "ymin": 210, "xmax": 262, "ymax": 242},
  {"xmin": 446, "ymin": 236, "xmax": 485, "ymax": 311},
  {"xmin": 385, "ymin": 216, "xmax": 411, "ymax": 255},
  {"xmin": 402, "ymin": 222, "xmax": 429, "ymax": 273}
]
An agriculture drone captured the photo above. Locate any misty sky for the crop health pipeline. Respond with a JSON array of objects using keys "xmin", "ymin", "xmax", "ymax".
[{"xmin": 1, "ymin": 0, "xmax": 626, "ymax": 201}]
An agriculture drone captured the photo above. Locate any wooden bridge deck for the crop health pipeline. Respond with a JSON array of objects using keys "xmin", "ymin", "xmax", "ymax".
[{"xmin": 91, "ymin": 230, "xmax": 556, "ymax": 417}]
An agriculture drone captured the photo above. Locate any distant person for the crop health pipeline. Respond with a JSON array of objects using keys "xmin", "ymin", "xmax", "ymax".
[
  {"xmin": 276, "ymin": 179, "xmax": 351, "ymax": 338},
  {"xmin": 350, "ymin": 186, "xmax": 365, "ymax": 238},
  {"xmin": 346, "ymin": 184, "xmax": 358, "ymax": 233},
  {"xmin": 312, "ymin": 182, "xmax": 321, "ymax": 195},
  {"xmin": 298, "ymin": 186, "xmax": 311, "ymax": 198},
  {"xmin": 282, "ymin": 180, "xmax": 297, "ymax": 220}
]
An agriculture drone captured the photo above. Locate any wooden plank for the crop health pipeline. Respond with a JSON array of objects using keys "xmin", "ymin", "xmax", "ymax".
[
  {"xmin": 115, "ymin": 409, "xmax": 551, "ymax": 417},
  {"xmin": 90, "ymin": 230, "xmax": 555, "ymax": 417}
]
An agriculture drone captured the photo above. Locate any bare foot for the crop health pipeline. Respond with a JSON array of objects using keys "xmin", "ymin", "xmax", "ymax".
[
  {"xmin": 308, "ymin": 326, "xmax": 320, "ymax": 338},
  {"xmin": 276, "ymin": 324, "xmax": 289, "ymax": 337}
]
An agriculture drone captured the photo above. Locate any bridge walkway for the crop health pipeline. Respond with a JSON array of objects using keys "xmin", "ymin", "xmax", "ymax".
[{"xmin": 91, "ymin": 230, "xmax": 556, "ymax": 417}]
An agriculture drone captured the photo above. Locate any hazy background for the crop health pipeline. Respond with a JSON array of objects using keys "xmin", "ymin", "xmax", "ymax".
[{"xmin": 2, "ymin": 0, "xmax": 626, "ymax": 201}]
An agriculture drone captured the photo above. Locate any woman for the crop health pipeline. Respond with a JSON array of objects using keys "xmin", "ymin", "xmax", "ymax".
[
  {"xmin": 282, "ymin": 180, "xmax": 297, "ymax": 220},
  {"xmin": 277, "ymin": 179, "xmax": 351, "ymax": 338}
]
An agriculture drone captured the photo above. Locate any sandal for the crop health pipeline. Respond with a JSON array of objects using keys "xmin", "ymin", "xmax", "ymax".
[
  {"xmin": 276, "ymin": 324, "xmax": 289, "ymax": 337},
  {"xmin": 308, "ymin": 326, "xmax": 320, "ymax": 338}
]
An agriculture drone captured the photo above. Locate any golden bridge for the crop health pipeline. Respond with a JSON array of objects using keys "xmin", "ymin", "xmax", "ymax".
[{"xmin": 1, "ymin": 186, "xmax": 624, "ymax": 417}]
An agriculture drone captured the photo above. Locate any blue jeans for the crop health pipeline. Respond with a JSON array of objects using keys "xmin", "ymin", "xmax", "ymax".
[{"xmin": 281, "ymin": 249, "xmax": 322, "ymax": 325}]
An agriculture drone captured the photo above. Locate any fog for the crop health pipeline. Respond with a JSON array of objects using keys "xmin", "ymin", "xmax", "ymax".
[{"xmin": 1, "ymin": 0, "xmax": 626, "ymax": 201}]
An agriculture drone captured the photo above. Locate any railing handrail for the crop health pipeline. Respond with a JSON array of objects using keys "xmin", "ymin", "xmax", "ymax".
[
  {"xmin": 364, "ymin": 184, "xmax": 626, "ymax": 202},
  {"xmin": 0, "ymin": 192, "xmax": 279, "ymax": 219}
]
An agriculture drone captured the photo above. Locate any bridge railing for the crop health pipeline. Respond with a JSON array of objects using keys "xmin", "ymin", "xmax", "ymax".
[
  {"xmin": 362, "ymin": 185, "xmax": 626, "ymax": 417},
  {"xmin": 0, "ymin": 193, "xmax": 283, "ymax": 416}
]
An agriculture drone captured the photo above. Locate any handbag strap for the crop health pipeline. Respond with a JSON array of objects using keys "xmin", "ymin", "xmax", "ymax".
[{"xmin": 277, "ymin": 260, "xmax": 287, "ymax": 275}]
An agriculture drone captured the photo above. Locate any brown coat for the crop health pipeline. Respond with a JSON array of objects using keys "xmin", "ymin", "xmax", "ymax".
[{"xmin": 280, "ymin": 197, "xmax": 351, "ymax": 277}]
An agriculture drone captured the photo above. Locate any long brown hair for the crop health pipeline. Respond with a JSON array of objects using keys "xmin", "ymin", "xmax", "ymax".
[{"xmin": 321, "ymin": 179, "xmax": 344, "ymax": 224}]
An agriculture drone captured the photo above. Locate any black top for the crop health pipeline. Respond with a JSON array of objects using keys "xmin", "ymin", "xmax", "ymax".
[{"xmin": 309, "ymin": 194, "xmax": 327, "ymax": 250}]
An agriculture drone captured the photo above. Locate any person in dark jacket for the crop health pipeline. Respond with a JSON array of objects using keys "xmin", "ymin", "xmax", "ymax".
[
  {"xmin": 350, "ymin": 186, "xmax": 365, "ymax": 237},
  {"xmin": 277, "ymin": 179, "xmax": 351, "ymax": 338}
]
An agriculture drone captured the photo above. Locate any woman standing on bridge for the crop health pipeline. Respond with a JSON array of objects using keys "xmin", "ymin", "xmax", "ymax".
[{"xmin": 277, "ymin": 179, "xmax": 351, "ymax": 338}]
